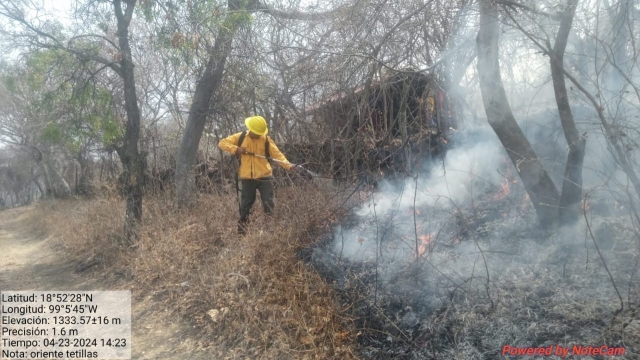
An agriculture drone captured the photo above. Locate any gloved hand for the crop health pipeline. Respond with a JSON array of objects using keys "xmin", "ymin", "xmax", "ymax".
[
  {"xmin": 290, "ymin": 164, "xmax": 305, "ymax": 173},
  {"xmin": 235, "ymin": 147, "xmax": 247, "ymax": 155}
]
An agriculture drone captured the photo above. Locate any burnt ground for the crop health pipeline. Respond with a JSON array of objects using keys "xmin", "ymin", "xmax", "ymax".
[
  {"xmin": 309, "ymin": 191, "xmax": 640, "ymax": 359},
  {"xmin": 0, "ymin": 206, "xmax": 210, "ymax": 359}
]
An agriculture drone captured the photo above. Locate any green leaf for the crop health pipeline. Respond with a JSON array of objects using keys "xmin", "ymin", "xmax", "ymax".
[{"xmin": 42, "ymin": 123, "xmax": 63, "ymax": 144}]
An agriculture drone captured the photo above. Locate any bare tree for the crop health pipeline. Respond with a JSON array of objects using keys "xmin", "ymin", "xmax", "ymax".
[
  {"xmin": 174, "ymin": 0, "xmax": 242, "ymax": 205},
  {"xmin": 502, "ymin": 0, "xmax": 587, "ymax": 223},
  {"xmin": 0, "ymin": 64, "xmax": 72, "ymax": 199},
  {"xmin": 501, "ymin": 0, "xmax": 640, "ymax": 219},
  {"xmin": 477, "ymin": 0, "xmax": 560, "ymax": 227},
  {"xmin": 0, "ymin": 0, "xmax": 145, "ymax": 240}
]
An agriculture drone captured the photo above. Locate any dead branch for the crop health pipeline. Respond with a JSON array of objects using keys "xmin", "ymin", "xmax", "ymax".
[{"xmin": 582, "ymin": 194, "xmax": 624, "ymax": 314}]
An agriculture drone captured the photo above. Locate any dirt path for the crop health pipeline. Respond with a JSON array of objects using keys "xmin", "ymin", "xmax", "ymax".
[{"xmin": 0, "ymin": 206, "xmax": 210, "ymax": 359}]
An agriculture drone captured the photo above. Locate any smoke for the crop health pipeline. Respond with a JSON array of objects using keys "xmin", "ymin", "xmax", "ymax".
[
  {"xmin": 318, "ymin": 118, "xmax": 636, "ymax": 314},
  {"xmin": 361, "ymin": 132, "xmax": 503, "ymax": 214},
  {"xmin": 516, "ymin": 100, "xmax": 631, "ymax": 213},
  {"xmin": 330, "ymin": 123, "xmax": 509, "ymax": 263},
  {"xmin": 311, "ymin": 2, "xmax": 639, "ymax": 355}
]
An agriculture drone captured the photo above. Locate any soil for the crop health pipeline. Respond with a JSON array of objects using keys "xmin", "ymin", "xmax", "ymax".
[{"xmin": 0, "ymin": 206, "xmax": 210, "ymax": 359}]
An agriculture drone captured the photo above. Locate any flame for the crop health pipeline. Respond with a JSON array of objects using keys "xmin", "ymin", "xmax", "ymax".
[
  {"xmin": 418, "ymin": 233, "xmax": 432, "ymax": 256},
  {"xmin": 491, "ymin": 178, "xmax": 511, "ymax": 201},
  {"xmin": 582, "ymin": 200, "xmax": 590, "ymax": 211},
  {"xmin": 407, "ymin": 207, "xmax": 423, "ymax": 216},
  {"xmin": 490, "ymin": 156, "xmax": 518, "ymax": 201}
]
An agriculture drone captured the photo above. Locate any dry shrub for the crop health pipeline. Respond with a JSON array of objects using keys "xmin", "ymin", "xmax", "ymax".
[
  {"xmin": 135, "ymin": 185, "xmax": 358, "ymax": 359},
  {"xmin": 35, "ymin": 184, "xmax": 359, "ymax": 359},
  {"xmin": 37, "ymin": 196, "xmax": 127, "ymax": 266}
]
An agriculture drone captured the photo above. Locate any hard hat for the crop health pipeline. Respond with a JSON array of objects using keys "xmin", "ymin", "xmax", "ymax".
[{"xmin": 245, "ymin": 116, "xmax": 268, "ymax": 136}]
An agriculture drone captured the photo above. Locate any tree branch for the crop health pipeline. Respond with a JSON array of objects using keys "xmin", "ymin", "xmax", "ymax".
[
  {"xmin": 123, "ymin": 0, "xmax": 135, "ymax": 25},
  {"xmin": 503, "ymin": 8, "xmax": 550, "ymax": 54},
  {"xmin": 0, "ymin": 0, "xmax": 62, "ymax": 46},
  {"xmin": 68, "ymin": 34, "xmax": 120, "ymax": 51},
  {"xmin": 253, "ymin": 2, "xmax": 348, "ymax": 21},
  {"xmin": 562, "ymin": 67, "xmax": 640, "ymax": 199},
  {"xmin": 0, "ymin": 1, "xmax": 123, "ymax": 76},
  {"xmin": 496, "ymin": 0, "xmax": 562, "ymax": 20},
  {"xmin": 35, "ymin": 41, "xmax": 123, "ymax": 77}
]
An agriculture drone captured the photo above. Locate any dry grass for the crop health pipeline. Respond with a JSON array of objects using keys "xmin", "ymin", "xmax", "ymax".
[
  {"xmin": 35, "ymin": 184, "xmax": 360, "ymax": 359},
  {"xmin": 33, "ymin": 195, "xmax": 127, "ymax": 267}
]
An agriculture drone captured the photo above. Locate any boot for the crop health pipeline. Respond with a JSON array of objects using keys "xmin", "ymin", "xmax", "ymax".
[{"xmin": 238, "ymin": 219, "xmax": 248, "ymax": 235}]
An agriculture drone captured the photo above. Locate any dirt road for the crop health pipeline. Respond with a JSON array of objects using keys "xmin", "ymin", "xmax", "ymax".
[{"xmin": 0, "ymin": 206, "xmax": 210, "ymax": 359}]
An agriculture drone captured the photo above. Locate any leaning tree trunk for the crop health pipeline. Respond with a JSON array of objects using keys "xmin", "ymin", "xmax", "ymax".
[
  {"xmin": 477, "ymin": 0, "xmax": 560, "ymax": 227},
  {"xmin": 25, "ymin": 145, "xmax": 55, "ymax": 199},
  {"xmin": 550, "ymin": 0, "xmax": 586, "ymax": 224},
  {"xmin": 44, "ymin": 157, "xmax": 72, "ymax": 198},
  {"xmin": 32, "ymin": 177, "xmax": 44, "ymax": 197},
  {"xmin": 114, "ymin": 0, "xmax": 144, "ymax": 241},
  {"xmin": 37, "ymin": 158, "xmax": 54, "ymax": 199},
  {"xmin": 175, "ymin": 1, "xmax": 239, "ymax": 206}
]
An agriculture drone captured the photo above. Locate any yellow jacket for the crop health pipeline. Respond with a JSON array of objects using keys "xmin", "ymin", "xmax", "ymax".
[{"xmin": 218, "ymin": 132, "xmax": 293, "ymax": 179}]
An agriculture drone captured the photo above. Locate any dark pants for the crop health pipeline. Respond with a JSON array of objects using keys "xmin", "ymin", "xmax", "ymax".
[{"xmin": 238, "ymin": 178, "xmax": 274, "ymax": 232}]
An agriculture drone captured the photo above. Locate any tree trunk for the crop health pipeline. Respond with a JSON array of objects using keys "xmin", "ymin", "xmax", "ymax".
[
  {"xmin": 77, "ymin": 151, "xmax": 94, "ymax": 197},
  {"xmin": 606, "ymin": 0, "xmax": 631, "ymax": 93},
  {"xmin": 550, "ymin": 0, "xmax": 586, "ymax": 224},
  {"xmin": 22, "ymin": 145, "xmax": 54, "ymax": 199},
  {"xmin": 175, "ymin": 0, "xmax": 239, "ymax": 206},
  {"xmin": 398, "ymin": 78, "xmax": 411, "ymax": 174},
  {"xmin": 211, "ymin": 128, "xmax": 223, "ymax": 182},
  {"xmin": 114, "ymin": 0, "xmax": 144, "ymax": 241},
  {"xmin": 35, "ymin": 159, "xmax": 54, "ymax": 199},
  {"xmin": 45, "ymin": 158, "xmax": 72, "ymax": 198},
  {"xmin": 32, "ymin": 177, "xmax": 44, "ymax": 197},
  {"xmin": 477, "ymin": 0, "xmax": 560, "ymax": 227}
]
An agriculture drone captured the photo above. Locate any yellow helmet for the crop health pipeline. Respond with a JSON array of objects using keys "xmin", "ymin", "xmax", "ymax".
[{"xmin": 245, "ymin": 116, "xmax": 268, "ymax": 136}]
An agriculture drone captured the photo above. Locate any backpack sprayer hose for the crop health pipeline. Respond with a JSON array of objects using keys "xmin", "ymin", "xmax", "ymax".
[{"xmin": 246, "ymin": 152, "xmax": 317, "ymax": 177}]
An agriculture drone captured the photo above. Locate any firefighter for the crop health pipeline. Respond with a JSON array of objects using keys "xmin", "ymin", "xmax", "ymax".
[{"xmin": 218, "ymin": 116, "xmax": 298, "ymax": 235}]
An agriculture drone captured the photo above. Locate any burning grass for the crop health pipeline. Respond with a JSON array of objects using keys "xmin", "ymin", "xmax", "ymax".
[
  {"xmin": 34, "ymin": 184, "xmax": 360, "ymax": 359},
  {"xmin": 311, "ymin": 183, "xmax": 640, "ymax": 359}
]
